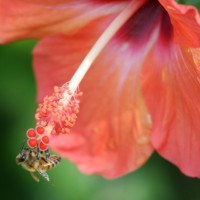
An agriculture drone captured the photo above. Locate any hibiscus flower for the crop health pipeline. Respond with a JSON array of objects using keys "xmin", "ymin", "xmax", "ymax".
[{"xmin": 1, "ymin": 0, "xmax": 200, "ymax": 179}]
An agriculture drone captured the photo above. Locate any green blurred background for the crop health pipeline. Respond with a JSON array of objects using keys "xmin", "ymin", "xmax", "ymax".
[{"xmin": 1, "ymin": 39, "xmax": 200, "ymax": 200}]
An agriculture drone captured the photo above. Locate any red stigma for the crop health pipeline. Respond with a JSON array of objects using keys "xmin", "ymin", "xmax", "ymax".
[
  {"xmin": 26, "ymin": 129, "xmax": 37, "ymax": 138},
  {"xmin": 26, "ymin": 126, "xmax": 49, "ymax": 151},
  {"xmin": 39, "ymin": 141, "xmax": 48, "ymax": 151},
  {"xmin": 41, "ymin": 135, "xmax": 49, "ymax": 145},
  {"xmin": 28, "ymin": 138, "xmax": 38, "ymax": 148},
  {"xmin": 35, "ymin": 84, "xmax": 82, "ymax": 135},
  {"xmin": 36, "ymin": 126, "xmax": 45, "ymax": 134}
]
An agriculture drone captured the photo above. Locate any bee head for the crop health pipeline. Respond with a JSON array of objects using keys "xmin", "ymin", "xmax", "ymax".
[{"xmin": 16, "ymin": 147, "xmax": 29, "ymax": 164}]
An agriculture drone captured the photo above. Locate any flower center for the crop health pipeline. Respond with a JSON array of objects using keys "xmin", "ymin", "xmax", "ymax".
[{"xmin": 116, "ymin": 0, "xmax": 173, "ymax": 47}]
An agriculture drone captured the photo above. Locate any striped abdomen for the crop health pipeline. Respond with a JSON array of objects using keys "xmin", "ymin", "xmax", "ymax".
[{"xmin": 38, "ymin": 155, "xmax": 61, "ymax": 171}]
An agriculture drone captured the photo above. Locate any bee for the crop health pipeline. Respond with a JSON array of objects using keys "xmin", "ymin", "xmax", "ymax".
[{"xmin": 16, "ymin": 147, "xmax": 61, "ymax": 182}]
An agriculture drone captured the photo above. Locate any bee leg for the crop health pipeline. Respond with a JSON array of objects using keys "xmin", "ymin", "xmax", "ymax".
[
  {"xmin": 37, "ymin": 146, "xmax": 42, "ymax": 160},
  {"xmin": 37, "ymin": 151, "xmax": 43, "ymax": 160},
  {"xmin": 45, "ymin": 149, "xmax": 50, "ymax": 160},
  {"xmin": 30, "ymin": 172, "xmax": 40, "ymax": 182}
]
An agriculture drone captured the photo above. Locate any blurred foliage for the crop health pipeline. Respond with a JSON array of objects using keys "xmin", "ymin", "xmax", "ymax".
[
  {"xmin": 176, "ymin": 0, "xmax": 200, "ymax": 11},
  {"xmin": 1, "ymin": 32, "xmax": 200, "ymax": 200}
]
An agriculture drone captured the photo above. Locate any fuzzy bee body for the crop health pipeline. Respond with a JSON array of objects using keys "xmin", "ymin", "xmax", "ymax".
[{"xmin": 16, "ymin": 147, "xmax": 61, "ymax": 182}]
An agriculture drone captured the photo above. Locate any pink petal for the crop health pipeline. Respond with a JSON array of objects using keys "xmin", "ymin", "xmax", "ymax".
[
  {"xmin": 158, "ymin": 0, "xmax": 200, "ymax": 47},
  {"xmin": 0, "ymin": 0, "xmax": 127, "ymax": 43},
  {"xmin": 33, "ymin": 18, "xmax": 154, "ymax": 178},
  {"xmin": 142, "ymin": 42, "xmax": 200, "ymax": 177},
  {"xmin": 33, "ymin": 0, "xmax": 200, "ymax": 178}
]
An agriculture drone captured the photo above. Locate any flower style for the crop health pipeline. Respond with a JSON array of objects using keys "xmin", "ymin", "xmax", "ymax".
[{"xmin": 1, "ymin": 0, "xmax": 200, "ymax": 179}]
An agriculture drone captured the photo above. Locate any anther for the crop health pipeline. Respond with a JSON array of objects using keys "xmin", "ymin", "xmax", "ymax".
[{"xmin": 35, "ymin": 83, "xmax": 82, "ymax": 135}]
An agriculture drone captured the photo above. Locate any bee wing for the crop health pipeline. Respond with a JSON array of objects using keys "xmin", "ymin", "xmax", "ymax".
[
  {"xmin": 37, "ymin": 170, "xmax": 50, "ymax": 182},
  {"xmin": 30, "ymin": 172, "xmax": 40, "ymax": 182}
]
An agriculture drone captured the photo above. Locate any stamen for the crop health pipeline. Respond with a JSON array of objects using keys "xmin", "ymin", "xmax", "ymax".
[
  {"xmin": 25, "ymin": 0, "xmax": 146, "ymax": 151},
  {"xmin": 69, "ymin": 0, "xmax": 147, "ymax": 90},
  {"xmin": 35, "ymin": 83, "xmax": 82, "ymax": 135}
]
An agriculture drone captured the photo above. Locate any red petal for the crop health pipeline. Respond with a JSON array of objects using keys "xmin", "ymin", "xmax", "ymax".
[
  {"xmin": 33, "ymin": 0, "xmax": 200, "ymax": 178},
  {"xmin": 158, "ymin": 0, "xmax": 200, "ymax": 47},
  {"xmin": 142, "ymin": 44, "xmax": 200, "ymax": 177},
  {"xmin": 0, "ymin": 0, "xmax": 127, "ymax": 43},
  {"xmin": 33, "ymin": 19, "xmax": 154, "ymax": 178}
]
